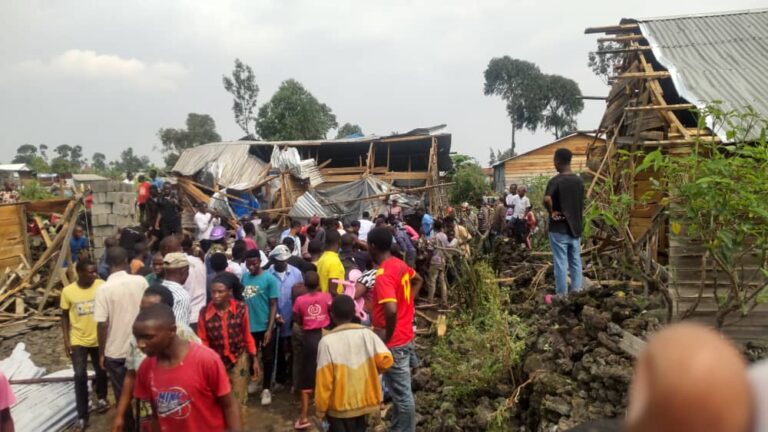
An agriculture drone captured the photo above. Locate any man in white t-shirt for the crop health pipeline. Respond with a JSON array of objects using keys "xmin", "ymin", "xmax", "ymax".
[
  {"xmin": 511, "ymin": 187, "xmax": 531, "ymax": 245},
  {"xmin": 194, "ymin": 203, "xmax": 218, "ymax": 241},
  {"xmin": 358, "ymin": 211, "xmax": 375, "ymax": 242},
  {"xmin": 505, "ymin": 184, "xmax": 518, "ymax": 208}
]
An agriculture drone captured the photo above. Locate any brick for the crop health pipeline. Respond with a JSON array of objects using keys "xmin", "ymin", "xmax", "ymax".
[{"xmin": 91, "ymin": 203, "xmax": 112, "ymax": 215}]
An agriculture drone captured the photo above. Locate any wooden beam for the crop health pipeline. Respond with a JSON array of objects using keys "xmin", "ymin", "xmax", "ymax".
[
  {"xmin": 624, "ymin": 104, "xmax": 695, "ymax": 112},
  {"xmin": 593, "ymin": 46, "xmax": 651, "ymax": 55},
  {"xmin": 611, "ymin": 71, "xmax": 671, "ymax": 80},
  {"xmin": 597, "ymin": 35, "xmax": 645, "ymax": 43},
  {"xmin": 584, "ymin": 23, "xmax": 639, "ymax": 34}
]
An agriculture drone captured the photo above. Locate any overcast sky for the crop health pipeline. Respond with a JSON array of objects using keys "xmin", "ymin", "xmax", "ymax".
[{"xmin": 0, "ymin": 0, "xmax": 763, "ymax": 167}]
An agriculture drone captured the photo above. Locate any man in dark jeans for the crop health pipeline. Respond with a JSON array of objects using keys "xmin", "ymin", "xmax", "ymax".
[
  {"xmin": 544, "ymin": 148, "xmax": 585, "ymax": 296},
  {"xmin": 61, "ymin": 260, "xmax": 108, "ymax": 431}
]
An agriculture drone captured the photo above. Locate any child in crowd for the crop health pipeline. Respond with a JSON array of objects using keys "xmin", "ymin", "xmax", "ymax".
[
  {"xmin": 315, "ymin": 296, "xmax": 393, "ymax": 432},
  {"xmin": 130, "ymin": 242, "xmax": 149, "ymax": 274},
  {"xmin": 291, "ymin": 271, "xmax": 332, "ymax": 430}
]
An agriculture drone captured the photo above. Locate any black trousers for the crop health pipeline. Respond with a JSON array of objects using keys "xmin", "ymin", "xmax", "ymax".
[
  {"xmin": 105, "ymin": 357, "xmax": 134, "ymax": 430},
  {"xmin": 252, "ymin": 331, "xmax": 275, "ymax": 390},
  {"xmin": 328, "ymin": 415, "xmax": 367, "ymax": 432},
  {"xmin": 71, "ymin": 346, "xmax": 108, "ymax": 421}
]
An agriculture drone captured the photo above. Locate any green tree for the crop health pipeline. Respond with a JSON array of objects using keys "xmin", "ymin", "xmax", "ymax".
[
  {"xmin": 92, "ymin": 152, "xmax": 107, "ymax": 172},
  {"xmin": 256, "ymin": 79, "xmax": 337, "ymax": 141},
  {"xmin": 111, "ymin": 147, "xmax": 150, "ymax": 174},
  {"xmin": 449, "ymin": 160, "xmax": 489, "ymax": 205},
  {"xmin": 223, "ymin": 58, "xmax": 259, "ymax": 137},
  {"xmin": 12, "ymin": 144, "xmax": 39, "ymax": 164},
  {"xmin": 336, "ymin": 123, "xmax": 363, "ymax": 139},
  {"xmin": 542, "ymin": 74, "xmax": 584, "ymax": 139},
  {"xmin": 587, "ymin": 41, "xmax": 624, "ymax": 85},
  {"xmin": 483, "ymin": 56, "xmax": 547, "ymax": 155},
  {"xmin": 50, "ymin": 144, "xmax": 84, "ymax": 173},
  {"xmin": 488, "ymin": 147, "xmax": 497, "ymax": 166},
  {"xmin": 158, "ymin": 113, "xmax": 222, "ymax": 168},
  {"xmin": 38, "ymin": 144, "xmax": 48, "ymax": 161}
]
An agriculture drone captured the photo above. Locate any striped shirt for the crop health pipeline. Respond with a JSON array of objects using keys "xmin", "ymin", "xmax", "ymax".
[{"xmin": 162, "ymin": 280, "xmax": 191, "ymax": 326}]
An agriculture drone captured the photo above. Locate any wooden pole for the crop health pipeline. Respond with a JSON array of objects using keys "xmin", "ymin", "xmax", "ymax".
[{"xmin": 38, "ymin": 203, "xmax": 79, "ymax": 312}]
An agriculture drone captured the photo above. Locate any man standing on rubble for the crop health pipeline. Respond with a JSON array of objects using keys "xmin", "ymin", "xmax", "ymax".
[
  {"xmin": 368, "ymin": 227, "xmax": 423, "ymax": 432},
  {"xmin": 544, "ymin": 148, "xmax": 584, "ymax": 296},
  {"xmin": 94, "ymin": 247, "xmax": 149, "ymax": 431},
  {"xmin": 61, "ymin": 259, "xmax": 108, "ymax": 431}
]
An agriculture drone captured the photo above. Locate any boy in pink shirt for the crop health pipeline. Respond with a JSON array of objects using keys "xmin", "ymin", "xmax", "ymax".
[{"xmin": 291, "ymin": 271, "xmax": 332, "ymax": 429}]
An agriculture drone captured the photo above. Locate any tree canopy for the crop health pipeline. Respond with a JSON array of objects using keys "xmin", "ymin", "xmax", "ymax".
[
  {"xmin": 11, "ymin": 144, "xmax": 50, "ymax": 173},
  {"xmin": 448, "ymin": 156, "xmax": 489, "ymax": 205},
  {"xmin": 110, "ymin": 147, "xmax": 150, "ymax": 174},
  {"xmin": 542, "ymin": 74, "xmax": 583, "ymax": 139},
  {"xmin": 587, "ymin": 41, "xmax": 623, "ymax": 85},
  {"xmin": 50, "ymin": 144, "xmax": 85, "ymax": 173},
  {"xmin": 158, "ymin": 113, "xmax": 221, "ymax": 168},
  {"xmin": 223, "ymin": 58, "xmax": 259, "ymax": 138},
  {"xmin": 256, "ymin": 79, "xmax": 337, "ymax": 141},
  {"xmin": 484, "ymin": 56, "xmax": 584, "ymax": 153},
  {"xmin": 336, "ymin": 123, "xmax": 363, "ymax": 139}
]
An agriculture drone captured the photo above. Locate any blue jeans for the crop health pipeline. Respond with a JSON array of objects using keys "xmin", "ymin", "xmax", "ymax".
[
  {"xmin": 549, "ymin": 231, "xmax": 583, "ymax": 296},
  {"xmin": 383, "ymin": 342, "xmax": 418, "ymax": 432}
]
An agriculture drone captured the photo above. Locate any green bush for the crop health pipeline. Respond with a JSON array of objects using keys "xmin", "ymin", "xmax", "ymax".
[
  {"xmin": 19, "ymin": 180, "xmax": 54, "ymax": 201},
  {"xmin": 449, "ymin": 163, "xmax": 490, "ymax": 205}
]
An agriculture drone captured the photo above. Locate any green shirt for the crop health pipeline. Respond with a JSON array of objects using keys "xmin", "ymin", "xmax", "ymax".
[{"xmin": 241, "ymin": 271, "xmax": 280, "ymax": 332}]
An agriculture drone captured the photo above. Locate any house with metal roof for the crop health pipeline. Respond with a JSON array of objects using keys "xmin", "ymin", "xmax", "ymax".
[{"xmin": 585, "ymin": 8, "xmax": 768, "ymax": 342}]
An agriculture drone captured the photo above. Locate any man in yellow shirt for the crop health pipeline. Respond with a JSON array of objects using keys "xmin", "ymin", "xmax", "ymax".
[
  {"xmin": 316, "ymin": 230, "xmax": 345, "ymax": 294},
  {"xmin": 61, "ymin": 259, "xmax": 109, "ymax": 431}
]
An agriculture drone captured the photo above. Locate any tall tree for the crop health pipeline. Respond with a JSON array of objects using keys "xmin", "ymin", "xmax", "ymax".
[
  {"xmin": 50, "ymin": 144, "xmax": 84, "ymax": 173},
  {"xmin": 12, "ymin": 144, "xmax": 38, "ymax": 164},
  {"xmin": 92, "ymin": 152, "xmax": 107, "ymax": 172},
  {"xmin": 488, "ymin": 147, "xmax": 497, "ymax": 166},
  {"xmin": 111, "ymin": 147, "xmax": 150, "ymax": 173},
  {"xmin": 542, "ymin": 75, "xmax": 584, "ymax": 139},
  {"xmin": 38, "ymin": 144, "xmax": 48, "ymax": 161},
  {"xmin": 223, "ymin": 58, "xmax": 259, "ymax": 137},
  {"xmin": 335, "ymin": 123, "xmax": 363, "ymax": 139},
  {"xmin": 587, "ymin": 41, "xmax": 624, "ymax": 85},
  {"xmin": 158, "ymin": 113, "xmax": 222, "ymax": 168},
  {"xmin": 256, "ymin": 79, "xmax": 337, "ymax": 141},
  {"xmin": 483, "ymin": 57, "xmax": 547, "ymax": 155}
]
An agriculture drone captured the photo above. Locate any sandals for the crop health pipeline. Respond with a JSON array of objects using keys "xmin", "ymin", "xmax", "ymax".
[{"xmin": 294, "ymin": 419, "xmax": 312, "ymax": 430}]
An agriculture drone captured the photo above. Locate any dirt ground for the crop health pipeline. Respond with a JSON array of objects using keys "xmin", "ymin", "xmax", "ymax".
[{"xmin": 0, "ymin": 326, "xmax": 319, "ymax": 432}]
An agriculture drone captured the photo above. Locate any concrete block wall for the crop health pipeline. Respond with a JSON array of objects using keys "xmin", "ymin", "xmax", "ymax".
[{"xmin": 88, "ymin": 181, "xmax": 137, "ymax": 260}]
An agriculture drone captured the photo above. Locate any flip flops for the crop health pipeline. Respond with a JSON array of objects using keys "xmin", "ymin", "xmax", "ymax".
[{"xmin": 294, "ymin": 419, "xmax": 312, "ymax": 430}]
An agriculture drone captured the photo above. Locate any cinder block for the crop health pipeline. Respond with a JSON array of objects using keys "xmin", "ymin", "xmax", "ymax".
[
  {"xmin": 108, "ymin": 181, "xmax": 121, "ymax": 192},
  {"xmin": 104, "ymin": 192, "xmax": 117, "ymax": 203},
  {"xmin": 91, "ymin": 203, "xmax": 112, "ymax": 215},
  {"xmin": 112, "ymin": 203, "xmax": 132, "ymax": 216},
  {"xmin": 93, "ymin": 192, "xmax": 106, "ymax": 203},
  {"xmin": 122, "ymin": 192, "xmax": 136, "ymax": 204},
  {"xmin": 121, "ymin": 183, "xmax": 134, "ymax": 193},
  {"xmin": 91, "ymin": 182, "xmax": 108, "ymax": 193},
  {"xmin": 92, "ymin": 214, "xmax": 108, "ymax": 226},
  {"xmin": 92, "ymin": 226, "xmax": 115, "ymax": 237}
]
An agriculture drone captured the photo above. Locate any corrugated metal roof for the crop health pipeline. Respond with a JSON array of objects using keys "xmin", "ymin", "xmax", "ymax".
[
  {"xmin": 172, "ymin": 142, "xmax": 269, "ymax": 190},
  {"xmin": 0, "ymin": 164, "xmax": 31, "ymax": 172},
  {"xmin": 71, "ymin": 173, "xmax": 109, "ymax": 182},
  {"xmin": 638, "ymin": 9, "xmax": 768, "ymax": 141}
]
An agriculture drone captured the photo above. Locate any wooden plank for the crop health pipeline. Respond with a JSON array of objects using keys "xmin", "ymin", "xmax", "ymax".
[
  {"xmin": 625, "ymin": 104, "xmax": 695, "ymax": 112},
  {"xmin": 33, "ymin": 216, "xmax": 52, "ymax": 248},
  {"xmin": 598, "ymin": 35, "xmax": 645, "ymax": 43},
  {"xmin": 584, "ymin": 23, "xmax": 639, "ymax": 34},
  {"xmin": 618, "ymin": 330, "xmax": 646, "ymax": 358},
  {"xmin": 593, "ymin": 46, "xmax": 651, "ymax": 55},
  {"xmin": 611, "ymin": 71, "xmax": 671, "ymax": 80}
]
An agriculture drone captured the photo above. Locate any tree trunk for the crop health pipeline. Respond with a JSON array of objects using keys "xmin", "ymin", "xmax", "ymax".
[{"xmin": 510, "ymin": 119, "xmax": 516, "ymax": 156}]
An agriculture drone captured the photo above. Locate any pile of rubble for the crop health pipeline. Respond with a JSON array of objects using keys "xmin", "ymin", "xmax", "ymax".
[{"xmin": 413, "ymin": 238, "xmax": 667, "ymax": 431}]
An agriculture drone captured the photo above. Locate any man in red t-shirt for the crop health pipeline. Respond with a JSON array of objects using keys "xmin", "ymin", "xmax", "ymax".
[
  {"xmin": 136, "ymin": 175, "xmax": 151, "ymax": 227},
  {"xmin": 132, "ymin": 304, "xmax": 243, "ymax": 432},
  {"xmin": 368, "ymin": 227, "xmax": 423, "ymax": 432}
]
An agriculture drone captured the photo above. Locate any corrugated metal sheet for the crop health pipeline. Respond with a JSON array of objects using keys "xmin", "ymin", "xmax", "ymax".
[
  {"xmin": 171, "ymin": 142, "xmax": 269, "ymax": 190},
  {"xmin": 1, "ymin": 343, "xmax": 79, "ymax": 431},
  {"xmin": 269, "ymin": 147, "xmax": 324, "ymax": 187},
  {"xmin": 639, "ymin": 9, "xmax": 768, "ymax": 141}
]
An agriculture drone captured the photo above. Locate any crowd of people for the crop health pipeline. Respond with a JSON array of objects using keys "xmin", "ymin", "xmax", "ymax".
[
  {"xmin": 1, "ymin": 149, "xmax": 761, "ymax": 431},
  {"xmin": 48, "ymin": 181, "xmax": 473, "ymax": 431}
]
